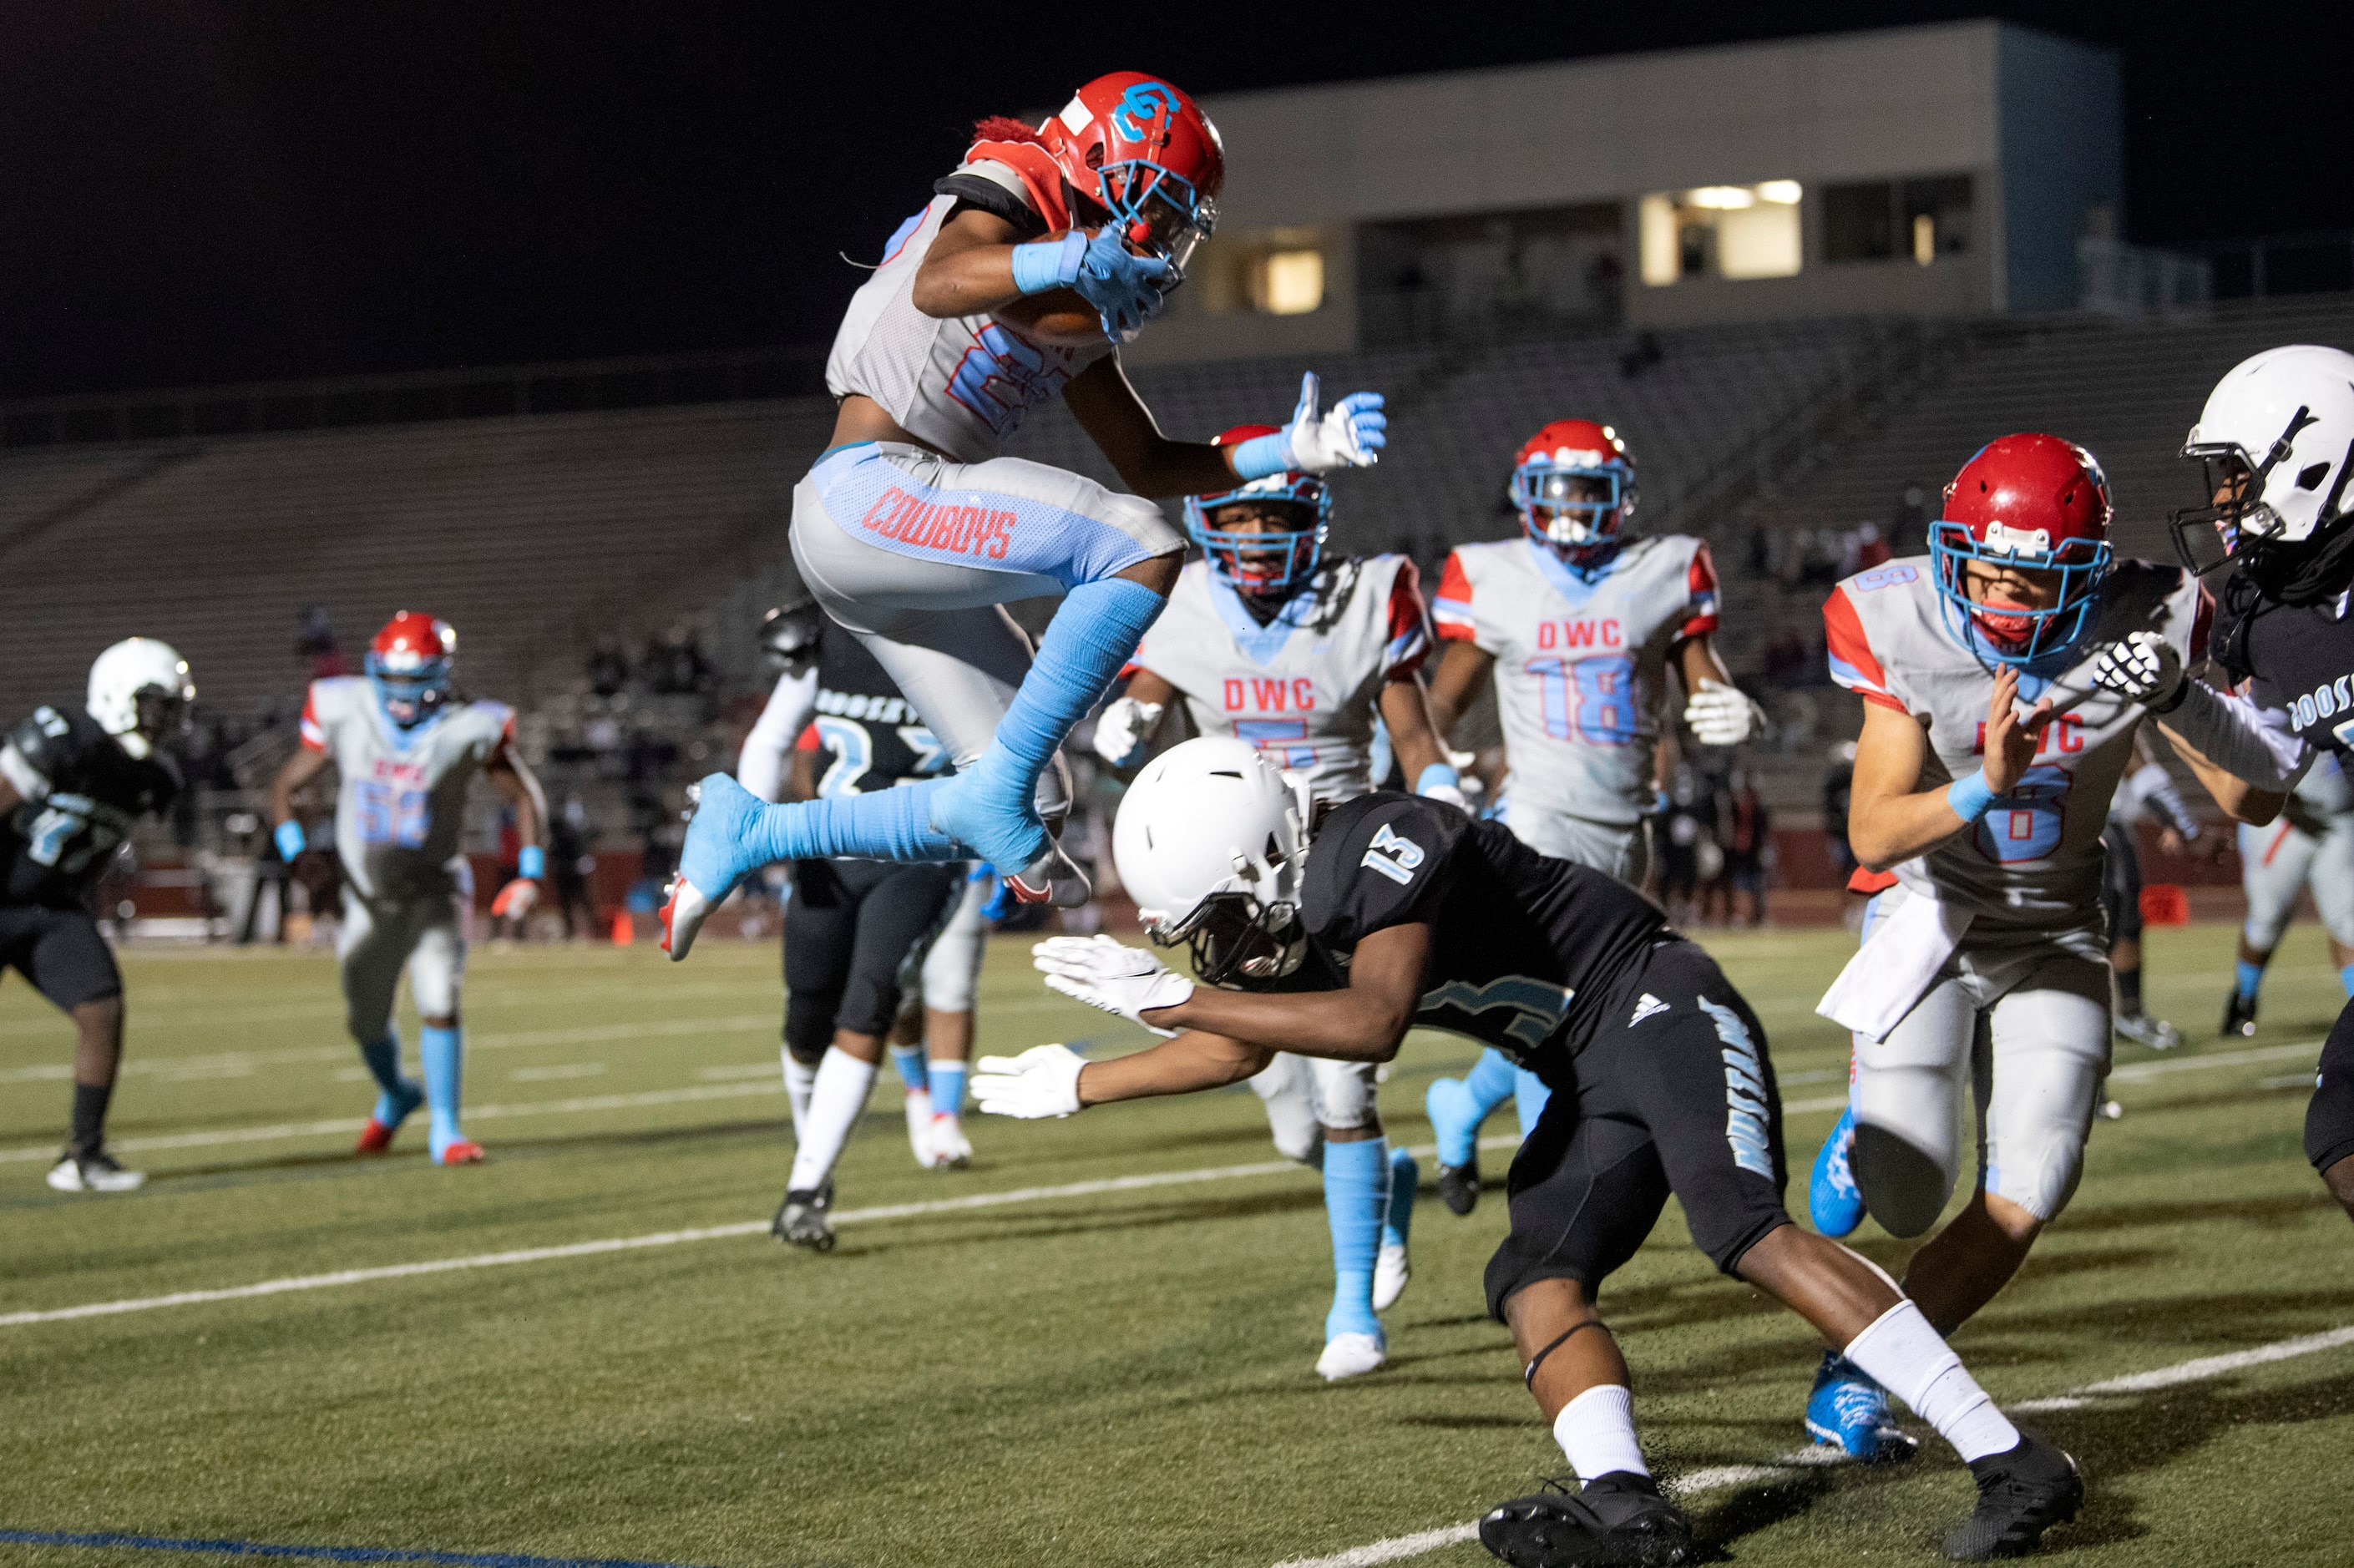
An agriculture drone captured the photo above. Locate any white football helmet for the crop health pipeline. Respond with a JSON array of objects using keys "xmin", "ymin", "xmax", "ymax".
[
  {"xmin": 1112, "ymin": 736, "xmax": 1313, "ymax": 984},
  {"xmin": 2175, "ymin": 345, "xmax": 2354, "ymax": 569},
  {"xmin": 87, "ymin": 638, "xmax": 195, "ymax": 759}
]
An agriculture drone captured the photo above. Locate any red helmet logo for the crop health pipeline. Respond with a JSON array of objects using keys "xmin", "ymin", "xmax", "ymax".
[{"xmin": 1039, "ymin": 72, "xmax": 1223, "ymax": 273}]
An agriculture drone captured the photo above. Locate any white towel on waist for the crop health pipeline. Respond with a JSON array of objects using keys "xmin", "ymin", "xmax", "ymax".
[{"xmin": 1816, "ymin": 884, "xmax": 1974, "ymax": 1041}]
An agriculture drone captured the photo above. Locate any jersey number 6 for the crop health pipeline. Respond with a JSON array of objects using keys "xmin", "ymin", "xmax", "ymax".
[{"xmin": 1973, "ymin": 763, "xmax": 2071, "ymax": 864}]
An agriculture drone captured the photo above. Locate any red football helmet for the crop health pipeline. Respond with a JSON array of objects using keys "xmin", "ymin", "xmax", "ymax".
[
  {"xmin": 1930, "ymin": 433, "xmax": 2114, "ymax": 666},
  {"xmin": 1037, "ymin": 72, "xmax": 1223, "ymax": 278},
  {"xmin": 1511, "ymin": 419, "xmax": 1637, "ymax": 569},
  {"xmin": 367, "ymin": 611, "xmax": 457, "ymax": 727},
  {"xmin": 1184, "ymin": 424, "xmax": 1330, "ymax": 597}
]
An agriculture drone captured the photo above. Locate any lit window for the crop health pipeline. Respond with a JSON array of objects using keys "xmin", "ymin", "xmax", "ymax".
[
  {"xmin": 1253, "ymin": 250, "xmax": 1324, "ymax": 315},
  {"xmin": 1913, "ymin": 215, "xmax": 1936, "ymax": 266},
  {"xmin": 1638, "ymin": 181, "xmax": 1802, "ymax": 285}
]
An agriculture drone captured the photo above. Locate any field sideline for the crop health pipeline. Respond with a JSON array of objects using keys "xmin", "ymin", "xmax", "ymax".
[{"xmin": 4, "ymin": 923, "xmax": 2352, "ymax": 1568}]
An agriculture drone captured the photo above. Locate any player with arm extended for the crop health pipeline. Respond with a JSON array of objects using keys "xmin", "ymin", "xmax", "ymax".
[
  {"xmin": 0, "ymin": 640, "xmax": 193, "ymax": 1193},
  {"xmin": 2225, "ymin": 753, "xmax": 2354, "ymax": 1037},
  {"xmin": 2104, "ymin": 731, "xmax": 2210, "ymax": 1050},
  {"xmin": 269, "ymin": 614, "xmax": 547, "ymax": 1166},
  {"xmin": 1415, "ymin": 421, "xmax": 1762, "ymax": 1216},
  {"xmin": 981, "ymin": 739, "xmax": 2085, "ymax": 1564},
  {"xmin": 661, "ymin": 73, "xmax": 1387, "ymax": 958},
  {"xmin": 1093, "ymin": 430, "xmax": 1457, "ymax": 1378},
  {"xmin": 1800, "ymin": 433, "xmax": 2301, "ymax": 1460}
]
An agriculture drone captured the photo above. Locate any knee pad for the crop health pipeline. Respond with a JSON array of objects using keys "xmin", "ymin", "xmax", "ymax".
[
  {"xmin": 1252, "ymin": 1055, "xmax": 1323, "ymax": 1164},
  {"xmin": 1983, "ymin": 977, "xmax": 2108, "ymax": 1221},
  {"xmin": 1852, "ymin": 1120, "xmax": 1956, "ymax": 1237},
  {"xmin": 1309, "ymin": 1058, "xmax": 1378, "ymax": 1133}
]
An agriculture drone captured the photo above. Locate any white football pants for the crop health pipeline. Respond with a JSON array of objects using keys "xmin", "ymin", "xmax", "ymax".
[
  {"xmin": 339, "ymin": 884, "xmax": 467, "ymax": 1039},
  {"xmin": 2240, "ymin": 816, "xmax": 2354, "ymax": 951},
  {"xmin": 896, "ymin": 863, "xmax": 993, "ymax": 1019},
  {"xmin": 1252, "ymin": 1051, "xmax": 1381, "ymax": 1162},
  {"xmin": 1505, "ymin": 807, "xmax": 1650, "ymax": 887}
]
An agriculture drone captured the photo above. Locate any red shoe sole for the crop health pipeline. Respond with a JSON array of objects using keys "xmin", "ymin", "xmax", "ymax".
[
  {"xmin": 354, "ymin": 1120, "xmax": 397, "ymax": 1156},
  {"xmin": 437, "ymin": 1141, "xmax": 486, "ymax": 1166}
]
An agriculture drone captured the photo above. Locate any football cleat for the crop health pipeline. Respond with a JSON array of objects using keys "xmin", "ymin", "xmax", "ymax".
[
  {"xmin": 354, "ymin": 1080, "xmax": 426, "ymax": 1156},
  {"xmin": 2113, "ymin": 1011, "xmax": 2182, "ymax": 1050},
  {"xmin": 903, "ymin": 1088, "xmax": 934, "ymax": 1167},
  {"xmin": 772, "ymin": 1179, "xmax": 837, "ymax": 1252},
  {"xmin": 1805, "ymin": 1351, "xmax": 1918, "ymax": 1464},
  {"xmin": 2221, "ymin": 988, "xmax": 2259, "ymax": 1039},
  {"xmin": 927, "ymin": 1112, "xmax": 974, "ymax": 1170},
  {"xmin": 46, "ymin": 1148, "xmax": 146, "ymax": 1194},
  {"xmin": 1373, "ymin": 1241, "xmax": 1411, "ymax": 1313},
  {"xmin": 1426, "ymin": 1075, "xmax": 1482, "ymax": 1215},
  {"xmin": 1941, "ymin": 1436, "xmax": 2083, "ymax": 1561},
  {"xmin": 1478, "ymin": 1473, "xmax": 1691, "ymax": 1568},
  {"xmin": 1002, "ymin": 838, "xmax": 1092, "ymax": 909},
  {"xmin": 1315, "ymin": 1328, "xmax": 1387, "ymax": 1381},
  {"xmin": 1809, "ymin": 1106, "xmax": 1864, "ymax": 1237},
  {"xmin": 663, "ymin": 775, "xmax": 773, "ymax": 961},
  {"xmin": 1435, "ymin": 1158, "xmax": 1481, "ymax": 1216},
  {"xmin": 434, "ymin": 1140, "xmax": 486, "ymax": 1166}
]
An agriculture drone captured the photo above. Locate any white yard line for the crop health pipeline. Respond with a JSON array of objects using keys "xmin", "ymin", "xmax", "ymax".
[{"xmin": 1273, "ymin": 1322, "xmax": 2354, "ymax": 1568}]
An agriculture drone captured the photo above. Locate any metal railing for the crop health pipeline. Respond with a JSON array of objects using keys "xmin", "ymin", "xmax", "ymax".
[
  {"xmin": 2078, "ymin": 237, "xmax": 2214, "ymax": 317},
  {"xmin": 2184, "ymin": 230, "xmax": 2354, "ymax": 301}
]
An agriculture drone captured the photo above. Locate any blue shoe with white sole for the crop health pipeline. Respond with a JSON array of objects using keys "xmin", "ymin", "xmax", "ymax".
[
  {"xmin": 1810, "ymin": 1105, "xmax": 1865, "ymax": 1237},
  {"xmin": 1805, "ymin": 1351, "xmax": 1917, "ymax": 1464}
]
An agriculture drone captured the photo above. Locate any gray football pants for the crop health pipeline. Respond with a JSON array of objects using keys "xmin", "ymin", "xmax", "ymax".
[{"xmin": 340, "ymin": 886, "xmax": 467, "ymax": 1039}]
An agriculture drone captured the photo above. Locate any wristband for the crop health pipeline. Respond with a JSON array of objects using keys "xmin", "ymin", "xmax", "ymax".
[
  {"xmin": 2150, "ymin": 674, "xmax": 2191, "ymax": 715},
  {"xmin": 1227, "ymin": 430, "xmax": 1294, "ymax": 482},
  {"xmin": 274, "ymin": 820, "xmax": 305, "ymax": 861},
  {"xmin": 1945, "ymin": 771, "xmax": 1999, "ymax": 823},
  {"xmin": 1415, "ymin": 762, "xmax": 1460, "ymax": 797},
  {"xmin": 517, "ymin": 845, "xmax": 545, "ymax": 881},
  {"xmin": 1009, "ymin": 232, "xmax": 1086, "ymax": 296}
]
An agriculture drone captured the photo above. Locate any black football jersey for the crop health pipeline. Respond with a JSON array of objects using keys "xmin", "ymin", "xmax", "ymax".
[
  {"xmin": 2224, "ymin": 582, "xmax": 2354, "ymax": 758},
  {"xmin": 2, "ymin": 704, "xmax": 180, "ymax": 908},
  {"xmin": 1288, "ymin": 793, "xmax": 1669, "ymax": 1076},
  {"xmin": 802, "ymin": 624, "xmax": 949, "ymax": 797}
]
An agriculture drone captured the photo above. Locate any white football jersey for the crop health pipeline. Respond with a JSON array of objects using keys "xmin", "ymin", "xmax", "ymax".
[
  {"xmin": 301, "ymin": 678, "xmax": 514, "ymax": 903},
  {"xmin": 1826, "ymin": 556, "xmax": 2210, "ymax": 923},
  {"xmin": 1129, "ymin": 555, "xmax": 1430, "ymax": 802},
  {"xmin": 1434, "ymin": 534, "xmax": 1719, "ymax": 827},
  {"xmin": 826, "ymin": 156, "xmax": 1112, "ymax": 467}
]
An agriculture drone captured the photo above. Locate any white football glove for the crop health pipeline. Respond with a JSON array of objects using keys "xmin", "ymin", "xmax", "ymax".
[
  {"xmin": 1032, "ymin": 933, "xmax": 1193, "ymax": 1038},
  {"xmin": 1683, "ymin": 679, "xmax": 1765, "ymax": 746},
  {"xmin": 1092, "ymin": 696, "xmax": 1165, "ymax": 768},
  {"xmin": 2087, "ymin": 630, "xmax": 2186, "ymax": 711},
  {"xmin": 972, "ymin": 1043, "xmax": 1088, "ymax": 1120},
  {"xmin": 1279, "ymin": 372, "xmax": 1386, "ymax": 473}
]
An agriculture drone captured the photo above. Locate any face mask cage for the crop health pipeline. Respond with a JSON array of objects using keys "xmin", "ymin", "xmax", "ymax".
[
  {"xmin": 130, "ymin": 686, "xmax": 190, "ymax": 744},
  {"xmin": 1512, "ymin": 460, "xmax": 1630, "ymax": 559},
  {"xmin": 368, "ymin": 654, "xmax": 452, "ymax": 728},
  {"xmin": 761, "ymin": 609, "xmax": 823, "ymax": 677},
  {"xmin": 1928, "ymin": 520, "xmax": 2112, "ymax": 668},
  {"xmin": 1097, "ymin": 161, "xmax": 1213, "ymax": 283},
  {"xmin": 1152, "ymin": 890, "xmax": 1303, "ymax": 987},
  {"xmin": 2170, "ymin": 448, "xmax": 2268, "ymax": 575},
  {"xmin": 1183, "ymin": 484, "xmax": 1329, "ymax": 596}
]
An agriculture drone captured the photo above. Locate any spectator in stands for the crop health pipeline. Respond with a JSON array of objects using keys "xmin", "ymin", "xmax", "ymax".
[
  {"xmin": 588, "ymin": 636, "xmax": 630, "ymax": 698},
  {"xmin": 549, "ymin": 797, "xmax": 597, "ymax": 940},
  {"xmin": 1854, "ymin": 523, "xmax": 1891, "ymax": 571},
  {"xmin": 1658, "ymin": 764, "xmax": 1715, "ymax": 923},
  {"xmin": 296, "ymin": 606, "xmax": 348, "ymax": 679},
  {"xmin": 1619, "ymin": 330, "xmax": 1663, "ymax": 380},
  {"xmin": 1712, "ymin": 768, "xmax": 1770, "ymax": 927},
  {"xmin": 645, "ymin": 625, "xmax": 715, "ymax": 697},
  {"xmin": 1891, "ymin": 481, "xmax": 1931, "ymax": 555}
]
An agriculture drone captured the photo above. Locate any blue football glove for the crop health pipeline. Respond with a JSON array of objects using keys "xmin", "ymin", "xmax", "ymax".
[
  {"xmin": 1070, "ymin": 228, "xmax": 1170, "ymax": 343},
  {"xmin": 274, "ymin": 820, "xmax": 306, "ymax": 862}
]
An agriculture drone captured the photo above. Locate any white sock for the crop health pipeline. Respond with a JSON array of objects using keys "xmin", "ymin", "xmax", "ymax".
[
  {"xmin": 787, "ymin": 1048, "xmax": 876, "ymax": 1193},
  {"xmin": 1841, "ymin": 1300, "xmax": 2020, "ymax": 1463},
  {"xmin": 1552, "ymin": 1383, "xmax": 1649, "ymax": 1482},
  {"xmin": 781, "ymin": 1051, "xmax": 817, "ymax": 1145}
]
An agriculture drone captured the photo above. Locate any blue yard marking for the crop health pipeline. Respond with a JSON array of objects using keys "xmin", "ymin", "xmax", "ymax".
[{"xmin": 0, "ymin": 1531, "xmax": 720, "ymax": 1568}]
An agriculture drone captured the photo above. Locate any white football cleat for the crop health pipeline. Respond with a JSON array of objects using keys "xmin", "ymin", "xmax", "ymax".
[
  {"xmin": 1316, "ymin": 1330, "xmax": 1388, "ymax": 1382},
  {"xmin": 927, "ymin": 1112, "xmax": 974, "ymax": 1170},
  {"xmin": 1373, "ymin": 1242, "xmax": 1411, "ymax": 1312},
  {"xmin": 658, "ymin": 873, "xmax": 714, "ymax": 962},
  {"xmin": 1004, "ymin": 839, "xmax": 1092, "ymax": 909},
  {"xmin": 903, "ymin": 1089, "xmax": 934, "ymax": 1166},
  {"xmin": 47, "ymin": 1149, "xmax": 146, "ymax": 1193}
]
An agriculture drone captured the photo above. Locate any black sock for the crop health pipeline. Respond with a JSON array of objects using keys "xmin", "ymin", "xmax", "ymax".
[
  {"xmin": 2117, "ymin": 968, "xmax": 2142, "ymax": 1014},
  {"xmin": 70, "ymin": 1081, "xmax": 112, "ymax": 1155}
]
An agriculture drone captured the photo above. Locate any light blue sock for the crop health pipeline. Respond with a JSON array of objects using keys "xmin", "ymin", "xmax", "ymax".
[
  {"xmin": 2237, "ymin": 959, "xmax": 2266, "ymax": 1001},
  {"xmin": 888, "ymin": 1044, "xmax": 929, "ymax": 1093},
  {"xmin": 680, "ymin": 773, "xmax": 966, "ymax": 899},
  {"xmin": 930, "ymin": 577, "xmax": 1166, "ymax": 868},
  {"xmin": 2341, "ymin": 965, "xmax": 2354, "ymax": 1001},
  {"xmin": 1464, "ymin": 1047, "xmax": 1520, "ymax": 1117},
  {"xmin": 929, "ymin": 1060, "xmax": 967, "ymax": 1116},
  {"xmin": 1324, "ymin": 1137, "xmax": 1387, "ymax": 1341},
  {"xmin": 420, "ymin": 1024, "xmax": 464, "ymax": 1157},
  {"xmin": 357, "ymin": 1028, "xmax": 419, "ymax": 1125},
  {"xmin": 1513, "ymin": 1068, "xmax": 1552, "ymax": 1141},
  {"xmin": 1384, "ymin": 1146, "xmax": 1418, "ymax": 1251}
]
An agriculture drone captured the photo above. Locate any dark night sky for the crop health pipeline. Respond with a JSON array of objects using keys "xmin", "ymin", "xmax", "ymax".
[{"xmin": 1, "ymin": 1, "xmax": 2346, "ymax": 402}]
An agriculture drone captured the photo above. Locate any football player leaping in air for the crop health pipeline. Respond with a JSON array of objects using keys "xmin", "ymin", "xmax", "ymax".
[
  {"xmin": 270, "ymin": 613, "xmax": 548, "ymax": 1166},
  {"xmin": 1416, "ymin": 420, "xmax": 1763, "ymax": 1216},
  {"xmin": 1093, "ymin": 429, "xmax": 1457, "ymax": 1379},
  {"xmin": 1801, "ymin": 433, "xmax": 2299, "ymax": 1462},
  {"xmin": 659, "ymin": 72, "xmax": 1386, "ymax": 958},
  {"xmin": 1, "ymin": 639, "xmax": 195, "ymax": 1192},
  {"xmin": 982, "ymin": 739, "xmax": 2086, "ymax": 1564}
]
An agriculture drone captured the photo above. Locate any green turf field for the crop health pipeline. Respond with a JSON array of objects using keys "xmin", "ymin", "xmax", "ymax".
[{"xmin": 4, "ymin": 923, "xmax": 2351, "ymax": 1568}]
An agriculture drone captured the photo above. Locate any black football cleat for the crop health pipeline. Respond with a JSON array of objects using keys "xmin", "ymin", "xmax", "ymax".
[
  {"xmin": 1479, "ymin": 1473, "xmax": 1691, "ymax": 1568},
  {"xmin": 2221, "ymin": 988, "xmax": 2258, "ymax": 1039},
  {"xmin": 1941, "ymin": 1436, "xmax": 2083, "ymax": 1560},
  {"xmin": 770, "ymin": 1178, "xmax": 837, "ymax": 1252},
  {"xmin": 1436, "ymin": 1156, "xmax": 1482, "ymax": 1216}
]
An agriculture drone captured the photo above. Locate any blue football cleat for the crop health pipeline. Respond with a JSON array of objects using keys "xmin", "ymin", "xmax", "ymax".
[
  {"xmin": 1810, "ymin": 1105, "xmax": 1864, "ymax": 1237},
  {"xmin": 1805, "ymin": 1351, "xmax": 1918, "ymax": 1464}
]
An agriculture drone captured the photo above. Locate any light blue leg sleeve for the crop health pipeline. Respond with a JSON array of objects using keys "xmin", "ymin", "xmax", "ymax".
[
  {"xmin": 1324, "ymin": 1137, "xmax": 1387, "ymax": 1341},
  {"xmin": 679, "ymin": 773, "xmax": 964, "ymax": 900},
  {"xmin": 929, "ymin": 577, "xmax": 1166, "ymax": 869},
  {"xmin": 1513, "ymin": 1069, "xmax": 1552, "ymax": 1141},
  {"xmin": 1464, "ymin": 1048, "xmax": 1520, "ymax": 1117},
  {"xmin": 421, "ymin": 1024, "xmax": 464, "ymax": 1158},
  {"xmin": 929, "ymin": 1060, "xmax": 967, "ymax": 1116},
  {"xmin": 1384, "ymin": 1146, "xmax": 1418, "ymax": 1251},
  {"xmin": 888, "ymin": 1044, "xmax": 929, "ymax": 1093}
]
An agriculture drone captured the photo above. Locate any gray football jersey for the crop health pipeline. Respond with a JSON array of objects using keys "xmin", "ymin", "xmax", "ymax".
[
  {"xmin": 1130, "ymin": 555, "xmax": 1430, "ymax": 802},
  {"xmin": 1825, "ymin": 556, "xmax": 2209, "ymax": 922},
  {"xmin": 302, "ymin": 678, "xmax": 513, "ymax": 903}
]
